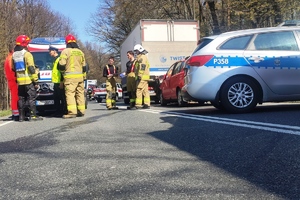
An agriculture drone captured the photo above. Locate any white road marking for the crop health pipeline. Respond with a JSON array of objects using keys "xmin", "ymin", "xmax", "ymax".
[
  {"xmin": 0, "ymin": 121, "xmax": 14, "ymax": 127},
  {"xmin": 141, "ymin": 109, "xmax": 300, "ymax": 135}
]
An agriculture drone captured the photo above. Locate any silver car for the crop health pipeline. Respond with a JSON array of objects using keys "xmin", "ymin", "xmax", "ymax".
[{"xmin": 182, "ymin": 26, "xmax": 300, "ymax": 113}]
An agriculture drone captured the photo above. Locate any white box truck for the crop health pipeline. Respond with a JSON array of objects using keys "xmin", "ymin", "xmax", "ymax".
[{"xmin": 120, "ymin": 19, "xmax": 199, "ymax": 104}]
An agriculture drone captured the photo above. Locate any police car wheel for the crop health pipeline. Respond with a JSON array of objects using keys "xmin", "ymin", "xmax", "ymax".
[{"xmin": 220, "ymin": 76, "xmax": 259, "ymax": 113}]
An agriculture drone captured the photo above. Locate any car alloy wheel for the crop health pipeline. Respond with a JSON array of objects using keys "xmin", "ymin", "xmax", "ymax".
[{"xmin": 220, "ymin": 77, "xmax": 259, "ymax": 113}]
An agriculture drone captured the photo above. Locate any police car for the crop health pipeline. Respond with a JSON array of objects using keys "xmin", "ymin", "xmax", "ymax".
[{"xmin": 182, "ymin": 26, "xmax": 300, "ymax": 113}]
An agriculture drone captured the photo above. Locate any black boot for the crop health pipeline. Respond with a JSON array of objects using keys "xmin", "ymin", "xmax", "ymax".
[
  {"xmin": 14, "ymin": 115, "xmax": 20, "ymax": 121},
  {"xmin": 127, "ymin": 102, "xmax": 136, "ymax": 110},
  {"xmin": 19, "ymin": 109, "xmax": 25, "ymax": 122},
  {"xmin": 142, "ymin": 104, "xmax": 150, "ymax": 109}
]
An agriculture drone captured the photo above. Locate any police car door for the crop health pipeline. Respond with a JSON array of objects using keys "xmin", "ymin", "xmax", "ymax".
[{"xmin": 244, "ymin": 30, "xmax": 300, "ymax": 95}]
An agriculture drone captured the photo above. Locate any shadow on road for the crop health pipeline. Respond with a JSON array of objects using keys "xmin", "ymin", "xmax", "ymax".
[{"xmin": 149, "ymin": 113, "xmax": 300, "ymax": 199}]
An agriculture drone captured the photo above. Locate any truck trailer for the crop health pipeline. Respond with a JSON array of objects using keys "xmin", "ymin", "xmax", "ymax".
[{"xmin": 120, "ymin": 19, "xmax": 199, "ymax": 104}]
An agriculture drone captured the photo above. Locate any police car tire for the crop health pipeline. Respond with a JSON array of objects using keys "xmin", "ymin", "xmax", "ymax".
[{"xmin": 220, "ymin": 76, "xmax": 259, "ymax": 114}]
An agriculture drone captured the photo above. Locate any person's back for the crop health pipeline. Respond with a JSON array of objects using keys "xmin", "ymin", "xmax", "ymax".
[
  {"xmin": 60, "ymin": 47, "xmax": 85, "ymax": 82},
  {"xmin": 12, "ymin": 35, "xmax": 42, "ymax": 121},
  {"xmin": 58, "ymin": 34, "xmax": 86, "ymax": 118}
]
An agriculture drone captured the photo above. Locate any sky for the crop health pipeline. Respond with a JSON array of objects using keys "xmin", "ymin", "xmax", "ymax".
[{"xmin": 48, "ymin": 0, "xmax": 102, "ymax": 43}]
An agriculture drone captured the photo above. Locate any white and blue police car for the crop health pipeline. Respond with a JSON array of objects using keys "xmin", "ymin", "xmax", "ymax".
[{"xmin": 182, "ymin": 26, "xmax": 300, "ymax": 113}]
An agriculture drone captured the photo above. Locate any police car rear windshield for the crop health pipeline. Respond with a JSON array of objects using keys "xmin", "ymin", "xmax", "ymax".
[{"xmin": 192, "ymin": 38, "xmax": 214, "ymax": 54}]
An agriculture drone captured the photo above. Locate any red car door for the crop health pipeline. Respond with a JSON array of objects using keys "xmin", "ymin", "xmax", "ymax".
[
  {"xmin": 169, "ymin": 61, "xmax": 184, "ymax": 99},
  {"xmin": 161, "ymin": 64, "xmax": 175, "ymax": 99}
]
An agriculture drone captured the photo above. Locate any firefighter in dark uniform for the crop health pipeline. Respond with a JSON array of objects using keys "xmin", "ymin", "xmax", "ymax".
[
  {"xmin": 133, "ymin": 44, "xmax": 150, "ymax": 109},
  {"xmin": 49, "ymin": 46, "xmax": 66, "ymax": 117},
  {"xmin": 126, "ymin": 50, "xmax": 138, "ymax": 109},
  {"xmin": 103, "ymin": 56, "xmax": 119, "ymax": 110},
  {"xmin": 12, "ymin": 35, "xmax": 43, "ymax": 121},
  {"xmin": 58, "ymin": 34, "xmax": 86, "ymax": 119}
]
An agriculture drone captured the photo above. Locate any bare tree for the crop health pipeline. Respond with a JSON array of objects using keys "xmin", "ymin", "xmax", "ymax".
[{"xmin": 0, "ymin": 0, "xmax": 75, "ymax": 110}]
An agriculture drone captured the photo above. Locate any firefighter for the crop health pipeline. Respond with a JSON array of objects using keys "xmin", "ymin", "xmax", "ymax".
[
  {"xmin": 4, "ymin": 45, "xmax": 19, "ymax": 120},
  {"xmin": 126, "ymin": 50, "xmax": 138, "ymax": 110},
  {"xmin": 49, "ymin": 46, "xmax": 66, "ymax": 117},
  {"xmin": 12, "ymin": 35, "xmax": 42, "ymax": 121},
  {"xmin": 58, "ymin": 34, "xmax": 86, "ymax": 118},
  {"xmin": 133, "ymin": 44, "xmax": 150, "ymax": 109},
  {"xmin": 103, "ymin": 56, "xmax": 119, "ymax": 110}
]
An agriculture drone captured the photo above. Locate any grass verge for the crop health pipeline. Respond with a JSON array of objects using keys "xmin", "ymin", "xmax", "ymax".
[{"xmin": 0, "ymin": 110, "xmax": 11, "ymax": 117}]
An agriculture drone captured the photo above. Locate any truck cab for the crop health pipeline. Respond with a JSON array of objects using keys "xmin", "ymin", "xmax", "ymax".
[{"xmin": 27, "ymin": 37, "xmax": 66, "ymax": 113}]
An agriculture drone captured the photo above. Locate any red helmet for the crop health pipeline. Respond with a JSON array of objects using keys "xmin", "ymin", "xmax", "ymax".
[
  {"xmin": 65, "ymin": 34, "xmax": 76, "ymax": 44},
  {"xmin": 15, "ymin": 35, "xmax": 31, "ymax": 47}
]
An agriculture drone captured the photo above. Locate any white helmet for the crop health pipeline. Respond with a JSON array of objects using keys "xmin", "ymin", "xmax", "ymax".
[{"xmin": 133, "ymin": 44, "xmax": 144, "ymax": 52}]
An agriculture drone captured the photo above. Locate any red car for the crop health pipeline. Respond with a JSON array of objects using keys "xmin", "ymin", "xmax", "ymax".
[{"xmin": 159, "ymin": 59, "xmax": 188, "ymax": 106}]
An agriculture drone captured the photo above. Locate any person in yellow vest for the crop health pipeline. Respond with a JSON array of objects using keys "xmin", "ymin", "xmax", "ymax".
[
  {"xmin": 125, "ymin": 50, "xmax": 138, "ymax": 110},
  {"xmin": 133, "ymin": 44, "xmax": 150, "ymax": 109},
  {"xmin": 49, "ymin": 46, "xmax": 66, "ymax": 117},
  {"xmin": 58, "ymin": 34, "xmax": 86, "ymax": 118},
  {"xmin": 103, "ymin": 56, "xmax": 119, "ymax": 110},
  {"xmin": 12, "ymin": 35, "xmax": 43, "ymax": 121}
]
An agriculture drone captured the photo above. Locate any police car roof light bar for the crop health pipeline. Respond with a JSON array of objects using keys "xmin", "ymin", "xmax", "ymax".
[{"xmin": 29, "ymin": 37, "xmax": 65, "ymax": 45}]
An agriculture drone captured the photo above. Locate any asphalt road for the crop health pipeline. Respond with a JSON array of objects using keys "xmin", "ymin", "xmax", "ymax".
[{"xmin": 1, "ymin": 101, "xmax": 300, "ymax": 199}]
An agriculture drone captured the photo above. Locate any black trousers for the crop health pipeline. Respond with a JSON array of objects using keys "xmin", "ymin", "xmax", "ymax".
[
  {"xmin": 54, "ymin": 83, "xmax": 67, "ymax": 114},
  {"xmin": 18, "ymin": 83, "xmax": 37, "ymax": 116}
]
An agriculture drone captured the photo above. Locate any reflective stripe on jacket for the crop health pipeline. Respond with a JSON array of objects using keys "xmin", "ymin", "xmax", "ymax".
[{"xmin": 59, "ymin": 48, "xmax": 86, "ymax": 80}]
